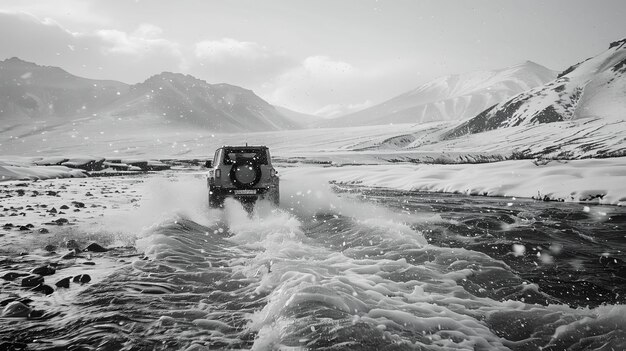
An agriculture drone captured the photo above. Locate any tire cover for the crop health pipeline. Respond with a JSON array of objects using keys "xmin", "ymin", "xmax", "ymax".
[{"xmin": 229, "ymin": 160, "xmax": 262, "ymax": 188}]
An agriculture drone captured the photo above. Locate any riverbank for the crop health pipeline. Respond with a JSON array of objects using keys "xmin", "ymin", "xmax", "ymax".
[{"xmin": 280, "ymin": 157, "xmax": 626, "ymax": 206}]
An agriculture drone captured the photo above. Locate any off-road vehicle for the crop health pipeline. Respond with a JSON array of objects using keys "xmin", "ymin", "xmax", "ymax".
[{"xmin": 206, "ymin": 145, "xmax": 279, "ymax": 208}]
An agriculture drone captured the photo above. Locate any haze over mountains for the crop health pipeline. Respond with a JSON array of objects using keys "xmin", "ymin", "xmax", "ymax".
[
  {"xmin": 325, "ymin": 61, "xmax": 557, "ymax": 127},
  {"xmin": 0, "ymin": 58, "xmax": 298, "ymax": 132},
  {"xmin": 0, "ymin": 57, "xmax": 127, "ymax": 120},
  {"xmin": 1, "ymin": 38, "xmax": 625, "ymax": 160}
]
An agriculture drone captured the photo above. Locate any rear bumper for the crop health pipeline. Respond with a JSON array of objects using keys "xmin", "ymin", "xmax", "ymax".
[{"xmin": 211, "ymin": 186, "xmax": 275, "ymax": 197}]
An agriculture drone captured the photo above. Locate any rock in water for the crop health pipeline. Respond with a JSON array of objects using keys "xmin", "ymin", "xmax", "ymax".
[
  {"xmin": 31, "ymin": 266, "xmax": 56, "ymax": 276},
  {"xmin": 73, "ymin": 274, "xmax": 91, "ymax": 284},
  {"xmin": 61, "ymin": 251, "xmax": 77, "ymax": 259},
  {"xmin": 55, "ymin": 276, "xmax": 72, "ymax": 288},
  {"xmin": 2, "ymin": 301, "xmax": 32, "ymax": 317},
  {"xmin": 21, "ymin": 275, "xmax": 44, "ymax": 288},
  {"xmin": 85, "ymin": 243, "xmax": 108, "ymax": 252},
  {"xmin": 29, "ymin": 309, "xmax": 45, "ymax": 318},
  {"xmin": 31, "ymin": 284, "xmax": 54, "ymax": 295},
  {"xmin": 54, "ymin": 218, "xmax": 69, "ymax": 225},
  {"xmin": 2, "ymin": 272, "xmax": 29, "ymax": 281}
]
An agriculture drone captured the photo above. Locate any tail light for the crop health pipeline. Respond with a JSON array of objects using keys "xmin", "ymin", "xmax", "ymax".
[{"xmin": 215, "ymin": 169, "xmax": 221, "ymax": 178}]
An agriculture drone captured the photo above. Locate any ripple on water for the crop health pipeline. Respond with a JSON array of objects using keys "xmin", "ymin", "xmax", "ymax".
[{"xmin": 2, "ymin": 187, "xmax": 625, "ymax": 350}]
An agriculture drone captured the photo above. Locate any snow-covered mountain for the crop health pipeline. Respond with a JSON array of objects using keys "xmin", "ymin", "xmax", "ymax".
[
  {"xmin": 0, "ymin": 58, "xmax": 298, "ymax": 132},
  {"xmin": 0, "ymin": 57, "xmax": 127, "ymax": 121},
  {"xmin": 325, "ymin": 61, "xmax": 556, "ymax": 127},
  {"xmin": 111, "ymin": 72, "xmax": 297, "ymax": 131},
  {"xmin": 446, "ymin": 39, "xmax": 626, "ymax": 138}
]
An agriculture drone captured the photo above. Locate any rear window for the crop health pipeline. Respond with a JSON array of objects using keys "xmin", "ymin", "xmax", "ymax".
[{"xmin": 222, "ymin": 148, "xmax": 268, "ymax": 165}]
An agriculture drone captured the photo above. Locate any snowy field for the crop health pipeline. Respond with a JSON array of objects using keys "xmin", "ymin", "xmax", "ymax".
[{"xmin": 2, "ymin": 123, "xmax": 626, "ymax": 206}]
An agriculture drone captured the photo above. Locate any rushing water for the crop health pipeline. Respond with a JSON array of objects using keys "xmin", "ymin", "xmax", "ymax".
[{"xmin": 1, "ymin": 174, "xmax": 626, "ymax": 350}]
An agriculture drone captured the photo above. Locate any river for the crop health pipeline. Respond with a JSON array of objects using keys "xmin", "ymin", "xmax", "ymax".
[{"xmin": 1, "ymin": 171, "xmax": 625, "ymax": 350}]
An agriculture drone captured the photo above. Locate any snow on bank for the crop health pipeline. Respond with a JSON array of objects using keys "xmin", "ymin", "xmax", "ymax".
[
  {"xmin": 0, "ymin": 159, "xmax": 87, "ymax": 181},
  {"xmin": 280, "ymin": 157, "xmax": 626, "ymax": 206}
]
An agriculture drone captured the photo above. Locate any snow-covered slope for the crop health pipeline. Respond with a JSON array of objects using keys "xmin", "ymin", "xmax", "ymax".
[
  {"xmin": 111, "ymin": 72, "xmax": 298, "ymax": 131},
  {"xmin": 0, "ymin": 57, "xmax": 127, "ymax": 121},
  {"xmin": 447, "ymin": 39, "xmax": 626, "ymax": 138},
  {"xmin": 325, "ymin": 61, "xmax": 556, "ymax": 127}
]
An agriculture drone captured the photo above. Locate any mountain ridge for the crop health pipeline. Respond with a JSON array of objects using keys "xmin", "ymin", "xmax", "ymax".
[
  {"xmin": 445, "ymin": 38, "xmax": 626, "ymax": 139},
  {"xmin": 0, "ymin": 57, "xmax": 299, "ymax": 132},
  {"xmin": 322, "ymin": 61, "xmax": 557, "ymax": 127}
]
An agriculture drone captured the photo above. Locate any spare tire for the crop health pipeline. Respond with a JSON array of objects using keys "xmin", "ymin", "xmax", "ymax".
[{"xmin": 229, "ymin": 160, "xmax": 262, "ymax": 188}]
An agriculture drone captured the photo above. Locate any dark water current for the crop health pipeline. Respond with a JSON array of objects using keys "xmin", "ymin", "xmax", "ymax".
[{"xmin": 2, "ymin": 184, "xmax": 625, "ymax": 350}]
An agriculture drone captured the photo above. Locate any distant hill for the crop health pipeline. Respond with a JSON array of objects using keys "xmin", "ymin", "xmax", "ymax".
[
  {"xmin": 111, "ymin": 72, "xmax": 298, "ymax": 131},
  {"xmin": 0, "ymin": 58, "xmax": 298, "ymax": 132},
  {"xmin": 324, "ymin": 61, "xmax": 556, "ymax": 127},
  {"xmin": 445, "ymin": 38, "xmax": 626, "ymax": 139},
  {"xmin": 274, "ymin": 105, "xmax": 321, "ymax": 129},
  {"xmin": 0, "ymin": 57, "xmax": 127, "ymax": 121}
]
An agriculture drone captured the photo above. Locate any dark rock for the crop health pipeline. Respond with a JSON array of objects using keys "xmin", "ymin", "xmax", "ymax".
[
  {"xmin": 82, "ymin": 262, "xmax": 96, "ymax": 266},
  {"xmin": 48, "ymin": 207, "xmax": 57, "ymax": 214},
  {"xmin": 39, "ymin": 228, "xmax": 50, "ymax": 234},
  {"xmin": 85, "ymin": 243, "xmax": 108, "ymax": 252},
  {"xmin": 0, "ymin": 298, "xmax": 18, "ymax": 307},
  {"xmin": 71, "ymin": 201, "xmax": 85, "ymax": 208},
  {"xmin": 1, "ymin": 301, "xmax": 31, "ymax": 317},
  {"xmin": 61, "ymin": 251, "xmax": 77, "ymax": 259},
  {"xmin": 44, "ymin": 244, "xmax": 57, "ymax": 252},
  {"xmin": 21, "ymin": 275, "xmax": 44, "ymax": 288},
  {"xmin": 55, "ymin": 276, "xmax": 72, "ymax": 288},
  {"xmin": 26, "ymin": 224, "xmax": 34, "ymax": 228},
  {"xmin": 62, "ymin": 158, "xmax": 105, "ymax": 171},
  {"xmin": 54, "ymin": 218, "xmax": 69, "ymax": 225},
  {"xmin": 60, "ymin": 205, "xmax": 69, "ymax": 210},
  {"xmin": 31, "ymin": 284, "xmax": 54, "ymax": 295},
  {"xmin": 31, "ymin": 266, "xmax": 56, "ymax": 276},
  {"xmin": 2, "ymin": 272, "xmax": 29, "ymax": 281},
  {"xmin": 72, "ymin": 274, "xmax": 91, "ymax": 284},
  {"xmin": 2, "ymin": 223, "xmax": 13, "ymax": 228},
  {"xmin": 18, "ymin": 226, "xmax": 31, "ymax": 231},
  {"xmin": 28, "ymin": 309, "xmax": 45, "ymax": 318},
  {"xmin": 46, "ymin": 191, "xmax": 58, "ymax": 196}
]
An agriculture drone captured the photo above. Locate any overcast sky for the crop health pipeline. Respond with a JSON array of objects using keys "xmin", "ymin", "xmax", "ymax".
[{"xmin": 1, "ymin": 0, "xmax": 624, "ymax": 116}]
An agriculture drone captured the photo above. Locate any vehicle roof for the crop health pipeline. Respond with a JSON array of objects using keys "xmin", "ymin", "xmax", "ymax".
[{"xmin": 219, "ymin": 145, "xmax": 268, "ymax": 149}]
